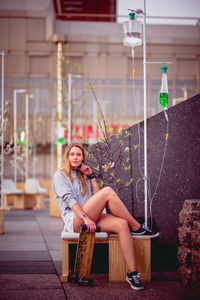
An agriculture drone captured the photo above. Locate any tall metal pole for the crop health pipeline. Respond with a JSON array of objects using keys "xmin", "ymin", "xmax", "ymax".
[
  {"xmin": 67, "ymin": 73, "xmax": 72, "ymax": 145},
  {"xmin": 14, "ymin": 90, "xmax": 17, "ymax": 183},
  {"xmin": 25, "ymin": 93, "xmax": 29, "ymax": 180},
  {"xmin": 57, "ymin": 42, "xmax": 63, "ymax": 169},
  {"xmin": 33, "ymin": 108, "xmax": 37, "ymax": 178},
  {"xmin": 143, "ymin": 0, "xmax": 148, "ymax": 226},
  {"xmin": 50, "ymin": 108, "xmax": 55, "ymax": 176},
  {"xmin": 0, "ymin": 51, "xmax": 5, "ymax": 208},
  {"xmin": 14, "ymin": 89, "xmax": 26, "ymax": 183}
]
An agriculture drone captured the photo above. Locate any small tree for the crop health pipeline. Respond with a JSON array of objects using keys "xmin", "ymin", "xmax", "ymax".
[{"xmin": 81, "ymin": 83, "xmax": 138, "ymax": 194}]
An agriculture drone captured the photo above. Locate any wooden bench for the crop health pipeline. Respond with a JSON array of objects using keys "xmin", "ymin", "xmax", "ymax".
[
  {"xmin": 3, "ymin": 182, "xmax": 47, "ymax": 210},
  {"xmin": 3, "ymin": 192, "xmax": 47, "ymax": 210},
  {"xmin": 61, "ymin": 231, "xmax": 153, "ymax": 283},
  {"xmin": 18, "ymin": 182, "xmax": 47, "ymax": 210}
]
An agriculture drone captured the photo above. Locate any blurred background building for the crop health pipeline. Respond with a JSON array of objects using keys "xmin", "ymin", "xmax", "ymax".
[{"xmin": 0, "ymin": 0, "xmax": 200, "ymax": 179}]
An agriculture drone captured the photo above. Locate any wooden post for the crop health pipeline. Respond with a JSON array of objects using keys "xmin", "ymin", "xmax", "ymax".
[
  {"xmin": 49, "ymin": 188, "xmax": 61, "ymax": 218},
  {"xmin": 0, "ymin": 208, "xmax": 4, "ymax": 234}
]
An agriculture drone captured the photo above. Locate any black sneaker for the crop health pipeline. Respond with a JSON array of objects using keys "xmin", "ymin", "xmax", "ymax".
[
  {"xmin": 131, "ymin": 223, "xmax": 153, "ymax": 236},
  {"xmin": 126, "ymin": 271, "xmax": 144, "ymax": 290}
]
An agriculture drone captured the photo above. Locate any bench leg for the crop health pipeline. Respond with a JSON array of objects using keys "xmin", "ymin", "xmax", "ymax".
[
  {"xmin": 0, "ymin": 208, "xmax": 4, "ymax": 235},
  {"xmin": 33, "ymin": 195, "xmax": 47, "ymax": 210},
  {"xmin": 13, "ymin": 195, "xmax": 25, "ymax": 209},
  {"xmin": 109, "ymin": 235, "xmax": 127, "ymax": 282},
  {"xmin": 134, "ymin": 238, "xmax": 151, "ymax": 282},
  {"xmin": 3, "ymin": 194, "xmax": 11, "ymax": 210},
  {"xmin": 109, "ymin": 235, "xmax": 151, "ymax": 282},
  {"xmin": 60, "ymin": 240, "xmax": 70, "ymax": 282}
]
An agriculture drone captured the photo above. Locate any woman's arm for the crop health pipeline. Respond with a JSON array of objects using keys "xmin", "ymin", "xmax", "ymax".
[
  {"xmin": 78, "ymin": 163, "xmax": 99, "ymax": 194},
  {"xmin": 89, "ymin": 177, "xmax": 99, "ymax": 194},
  {"xmin": 72, "ymin": 203, "xmax": 96, "ymax": 232},
  {"xmin": 52, "ymin": 171, "xmax": 78, "ymax": 210}
]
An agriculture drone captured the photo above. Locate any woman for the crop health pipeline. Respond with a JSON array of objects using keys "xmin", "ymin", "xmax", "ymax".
[{"xmin": 52, "ymin": 143, "xmax": 152, "ymax": 290}]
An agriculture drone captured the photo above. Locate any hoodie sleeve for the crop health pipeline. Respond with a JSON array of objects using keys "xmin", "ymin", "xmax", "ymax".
[{"xmin": 52, "ymin": 171, "xmax": 77, "ymax": 209}]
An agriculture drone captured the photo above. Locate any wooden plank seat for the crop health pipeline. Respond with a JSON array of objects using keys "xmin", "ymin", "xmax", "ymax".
[{"xmin": 61, "ymin": 231, "xmax": 155, "ymax": 283}]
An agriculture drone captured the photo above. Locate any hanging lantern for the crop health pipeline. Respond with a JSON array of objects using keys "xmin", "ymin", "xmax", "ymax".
[{"xmin": 123, "ymin": 10, "xmax": 142, "ymax": 48}]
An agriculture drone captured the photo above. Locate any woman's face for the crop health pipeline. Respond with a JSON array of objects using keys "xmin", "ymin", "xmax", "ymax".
[{"xmin": 68, "ymin": 146, "xmax": 83, "ymax": 169}]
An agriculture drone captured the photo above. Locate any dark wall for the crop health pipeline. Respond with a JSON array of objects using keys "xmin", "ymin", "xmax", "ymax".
[{"xmin": 87, "ymin": 93, "xmax": 200, "ymax": 244}]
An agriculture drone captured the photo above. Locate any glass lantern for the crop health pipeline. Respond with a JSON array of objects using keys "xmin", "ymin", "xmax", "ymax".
[{"xmin": 123, "ymin": 11, "xmax": 142, "ymax": 47}]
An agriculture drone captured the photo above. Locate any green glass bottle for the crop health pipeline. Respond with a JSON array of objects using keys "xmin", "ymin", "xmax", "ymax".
[
  {"xmin": 159, "ymin": 92, "xmax": 168, "ymax": 108},
  {"xmin": 58, "ymin": 124, "xmax": 65, "ymax": 144},
  {"xmin": 58, "ymin": 136, "xmax": 65, "ymax": 144},
  {"xmin": 159, "ymin": 65, "xmax": 168, "ymax": 108},
  {"xmin": 20, "ymin": 129, "xmax": 25, "ymax": 145}
]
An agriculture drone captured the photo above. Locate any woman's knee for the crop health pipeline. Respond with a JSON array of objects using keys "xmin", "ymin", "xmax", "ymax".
[
  {"xmin": 101, "ymin": 186, "xmax": 116, "ymax": 197},
  {"xmin": 116, "ymin": 218, "xmax": 129, "ymax": 232}
]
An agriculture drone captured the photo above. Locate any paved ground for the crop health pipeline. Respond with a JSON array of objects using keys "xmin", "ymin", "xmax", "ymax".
[{"xmin": 0, "ymin": 202, "xmax": 198, "ymax": 300}]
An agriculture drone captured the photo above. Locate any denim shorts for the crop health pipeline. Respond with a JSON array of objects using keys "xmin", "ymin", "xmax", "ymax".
[{"xmin": 62, "ymin": 210, "xmax": 75, "ymax": 232}]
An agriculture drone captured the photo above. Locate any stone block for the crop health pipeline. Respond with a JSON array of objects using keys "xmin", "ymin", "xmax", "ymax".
[
  {"xmin": 183, "ymin": 199, "xmax": 200, "ymax": 211},
  {"xmin": 177, "ymin": 246, "xmax": 192, "ymax": 267},
  {"xmin": 179, "ymin": 265, "xmax": 200, "ymax": 290},
  {"xmin": 191, "ymin": 221, "xmax": 200, "ymax": 249},
  {"xmin": 179, "ymin": 208, "xmax": 200, "ymax": 227},
  {"xmin": 178, "ymin": 246, "xmax": 200, "ymax": 268},
  {"xmin": 178, "ymin": 227, "xmax": 191, "ymax": 247}
]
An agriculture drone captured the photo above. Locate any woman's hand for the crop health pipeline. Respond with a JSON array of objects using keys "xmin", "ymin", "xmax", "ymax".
[
  {"xmin": 83, "ymin": 215, "xmax": 96, "ymax": 233},
  {"xmin": 78, "ymin": 163, "xmax": 92, "ymax": 176}
]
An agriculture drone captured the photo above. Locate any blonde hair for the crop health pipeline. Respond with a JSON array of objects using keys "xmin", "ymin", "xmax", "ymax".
[{"xmin": 61, "ymin": 143, "xmax": 87, "ymax": 196}]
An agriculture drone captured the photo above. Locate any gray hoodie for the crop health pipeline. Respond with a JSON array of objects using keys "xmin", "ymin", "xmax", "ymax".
[{"xmin": 52, "ymin": 170, "xmax": 92, "ymax": 213}]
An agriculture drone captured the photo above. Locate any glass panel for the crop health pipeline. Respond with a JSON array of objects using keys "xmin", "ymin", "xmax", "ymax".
[
  {"xmin": 72, "ymin": 87, "xmax": 85, "ymax": 118},
  {"xmin": 110, "ymin": 79, "xmax": 122, "ymax": 85},
  {"xmin": 10, "ymin": 77, "xmax": 25, "ymax": 84},
  {"xmin": 150, "ymin": 88, "xmax": 159, "ymax": 116},
  {"xmin": 28, "ymin": 77, "xmax": 50, "ymax": 85},
  {"xmin": 126, "ymin": 88, "xmax": 137, "ymax": 117},
  {"xmin": 89, "ymin": 78, "xmax": 98, "ymax": 85},
  {"xmin": 176, "ymin": 79, "xmax": 194, "ymax": 86},
  {"xmin": 127, "ymin": 79, "xmax": 143, "ymax": 86},
  {"xmin": 110, "ymin": 88, "xmax": 122, "ymax": 117},
  {"xmin": 101, "ymin": 78, "xmax": 107, "ymax": 84}
]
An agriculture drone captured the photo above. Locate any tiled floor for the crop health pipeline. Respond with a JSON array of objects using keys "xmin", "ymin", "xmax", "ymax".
[{"xmin": 0, "ymin": 204, "xmax": 198, "ymax": 300}]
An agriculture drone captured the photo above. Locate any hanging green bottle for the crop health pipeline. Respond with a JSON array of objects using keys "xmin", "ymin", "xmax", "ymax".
[
  {"xmin": 159, "ymin": 65, "xmax": 168, "ymax": 108},
  {"xmin": 20, "ymin": 129, "xmax": 25, "ymax": 145},
  {"xmin": 58, "ymin": 123, "xmax": 65, "ymax": 144}
]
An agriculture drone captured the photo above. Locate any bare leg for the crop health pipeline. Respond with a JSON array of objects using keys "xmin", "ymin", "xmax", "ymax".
[
  {"xmin": 74, "ymin": 186, "xmax": 140, "ymax": 231},
  {"xmin": 98, "ymin": 214, "xmax": 136, "ymax": 273},
  {"xmin": 73, "ymin": 187, "xmax": 138, "ymax": 273}
]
